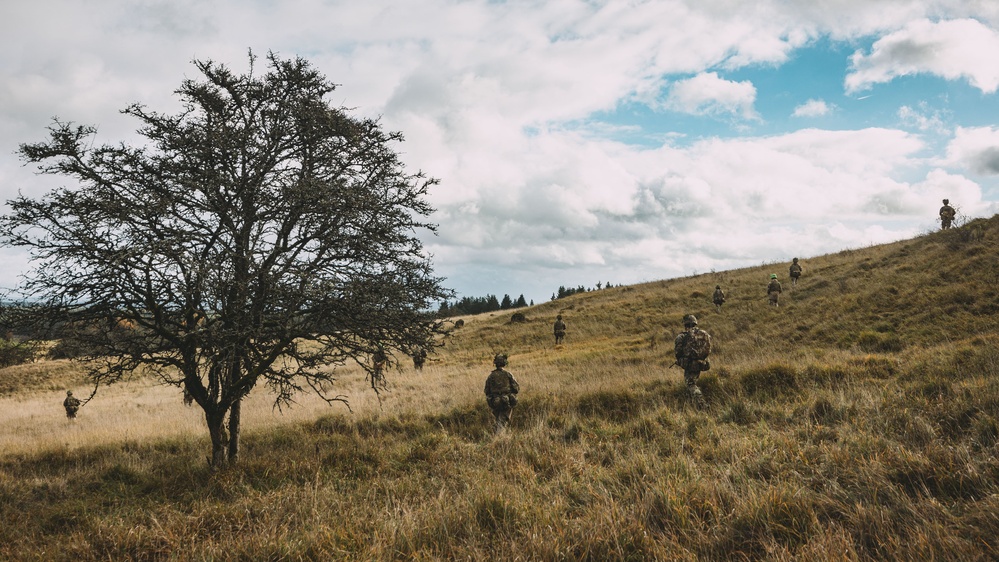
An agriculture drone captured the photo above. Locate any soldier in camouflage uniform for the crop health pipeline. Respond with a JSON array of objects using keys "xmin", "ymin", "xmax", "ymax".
[
  {"xmin": 674, "ymin": 315, "xmax": 711, "ymax": 406},
  {"xmin": 63, "ymin": 390, "xmax": 81, "ymax": 419},
  {"xmin": 553, "ymin": 314, "xmax": 567, "ymax": 345},
  {"xmin": 412, "ymin": 348, "xmax": 428, "ymax": 370},
  {"xmin": 484, "ymin": 354, "xmax": 520, "ymax": 433},
  {"xmin": 712, "ymin": 285, "xmax": 726, "ymax": 311},
  {"xmin": 372, "ymin": 346, "xmax": 388, "ymax": 385},
  {"xmin": 939, "ymin": 199, "xmax": 956, "ymax": 229},
  {"xmin": 789, "ymin": 258, "xmax": 802, "ymax": 286},
  {"xmin": 767, "ymin": 274, "xmax": 782, "ymax": 307}
]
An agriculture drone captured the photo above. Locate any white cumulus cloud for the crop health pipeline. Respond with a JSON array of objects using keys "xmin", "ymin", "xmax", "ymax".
[
  {"xmin": 664, "ymin": 72, "xmax": 759, "ymax": 119},
  {"xmin": 846, "ymin": 18, "xmax": 999, "ymax": 93},
  {"xmin": 792, "ymin": 99, "xmax": 832, "ymax": 117},
  {"xmin": 943, "ymin": 126, "xmax": 999, "ymax": 175}
]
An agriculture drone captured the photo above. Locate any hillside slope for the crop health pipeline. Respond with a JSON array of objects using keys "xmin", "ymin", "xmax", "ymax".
[
  {"xmin": 443, "ymin": 214, "xmax": 998, "ymax": 387},
  {"xmin": 1, "ymin": 216, "xmax": 998, "ymax": 561}
]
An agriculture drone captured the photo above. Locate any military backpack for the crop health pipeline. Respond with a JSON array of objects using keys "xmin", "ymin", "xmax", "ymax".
[{"xmin": 675, "ymin": 328, "xmax": 711, "ymax": 371}]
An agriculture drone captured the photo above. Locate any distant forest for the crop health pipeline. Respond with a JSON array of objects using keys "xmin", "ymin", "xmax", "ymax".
[
  {"xmin": 438, "ymin": 294, "xmax": 529, "ymax": 316},
  {"xmin": 439, "ymin": 281, "xmax": 615, "ymax": 316}
]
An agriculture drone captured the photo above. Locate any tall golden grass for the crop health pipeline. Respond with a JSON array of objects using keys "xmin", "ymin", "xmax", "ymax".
[{"xmin": 1, "ymin": 216, "xmax": 998, "ymax": 560}]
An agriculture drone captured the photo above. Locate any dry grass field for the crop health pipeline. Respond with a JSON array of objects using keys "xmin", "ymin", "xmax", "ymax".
[{"xmin": 1, "ymin": 216, "xmax": 999, "ymax": 560}]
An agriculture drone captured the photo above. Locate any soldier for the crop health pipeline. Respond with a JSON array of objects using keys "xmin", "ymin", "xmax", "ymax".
[
  {"xmin": 63, "ymin": 390, "xmax": 81, "ymax": 419},
  {"xmin": 712, "ymin": 285, "xmax": 726, "ymax": 311},
  {"xmin": 939, "ymin": 199, "xmax": 956, "ymax": 229},
  {"xmin": 484, "ymin": 354, "xmax": 520, "ymax": 433},
  {"xmin": 413, "ymin": 348, "xmax": 428, "ymax": 370},
  {"xmin": 767, "ymin": 274, "xmax": 782, "ymax": 307},
  {"xmin": 789, "ymin": 258, "xmax": 802, "ymax": 287},
  {"xmin": 183, "ymin": 386, "xmax": 194, "ymax": 406},
  {"xmin": 553, "ymin": 314, "xmax": 567, "ymax": 345},
  {"xmin": 673, "ymin": 315, "xmax": 711, "ymax": 406},
  {"xmin": 372, "ymin": 346, "xmax": 388, "ymax": 385}
]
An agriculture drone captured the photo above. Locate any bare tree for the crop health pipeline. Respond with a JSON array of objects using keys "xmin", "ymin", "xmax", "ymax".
[{"xmin": 1, "ymin": 52, "xmax": 451, "ymax": 468}]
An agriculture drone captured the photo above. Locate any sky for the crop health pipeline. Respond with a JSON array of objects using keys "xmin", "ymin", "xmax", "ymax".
[{"xmin": 3, "ymin": 1, "xmax": 999, "ymax": 304}]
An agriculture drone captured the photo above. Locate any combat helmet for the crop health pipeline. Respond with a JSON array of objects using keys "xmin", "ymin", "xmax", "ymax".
[
  {"xmin": 682, "ymin": 314, "xmax": 698, "ymax": 327},
  {"xmin": 770, "ymin": 273, "xmax": 778, "ymax": 279},
  {"xmin": 943, "ymin": 199, "xmax": 949, "ymax": 204},
  {"xmin": 493, "ymin": 354, "xmax": 508, "ymax": 367}
]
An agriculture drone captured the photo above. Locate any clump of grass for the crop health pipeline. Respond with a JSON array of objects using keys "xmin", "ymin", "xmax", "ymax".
[
  {"xmin": 738, "ymin": 363, "xmax": 799, "ymax": 398},
  {"xmin": 855, "ymin": 329, "xmax": 905, "ymax": 353},
  {"xmin": 575, "ymin": 388, "xmax": 645, "ymax": 422}
]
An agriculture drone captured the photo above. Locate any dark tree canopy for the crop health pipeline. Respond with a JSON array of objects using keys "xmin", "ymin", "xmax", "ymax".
[{"xmin": 1, "ymin": 52, "xmax": 451, "ymax": 468}]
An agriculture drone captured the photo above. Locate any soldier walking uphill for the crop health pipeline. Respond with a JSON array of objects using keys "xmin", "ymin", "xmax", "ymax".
[
  {"xmin": 371, "ymin": 347, "xmax": 388, "ymax": 387},
  {"xmin": 484, "ymin": 354, "xmax": 520, "ymax": 433},
  {"xmin": 674, "ymin": 315, "xmax": 712, "ymax": 407},
  {"xmin": 63, "ymin": 390, "xmax": 81, "ymax": 419},
  {"xmin": 412, "ymin": 348, "xmax": 428, "ymax": 370},
  {"xmin": 712, "ymin": 285, "xmax": 726, "ymax": 311},
  {"xmin": 553, "ymin": 314, "xmax": 567, "ymax": 345},
  {"xmin": 789, "ymin": 258, "xmax": 802, "ymax": 287},
  {"xmin": 767, "ymin": 274, "xmax": 783, "ymax": 307},
  {"xmin": 939, "ymin": 199, "xmax": 956, "ymax": 230}
]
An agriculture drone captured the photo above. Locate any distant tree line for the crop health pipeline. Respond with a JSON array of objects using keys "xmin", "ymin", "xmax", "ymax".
[
  {"xmin": 440, "ymin": 280, "xmax": 618, "ymax": 316},
  {"xmin": 439, "ymin": 293, "xmax": 530, "ymax": 316},
  {"xmin": 551, "ymin": 281, "xmax": 615, "ymax": 301}
]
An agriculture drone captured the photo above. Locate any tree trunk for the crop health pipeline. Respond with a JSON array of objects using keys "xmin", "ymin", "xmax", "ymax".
[{"xmin": 227, "ymin": 398, "xmax": 241, "ymax": 464}]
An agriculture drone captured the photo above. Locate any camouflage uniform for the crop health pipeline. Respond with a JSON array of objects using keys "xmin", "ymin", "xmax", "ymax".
[
  {"xmin": 789, "ymin": 258, "xmax": 802, "ymax": 286},
  {"xmin": 63, "ymin": 390, "xmax": 81, "ymax": 419},
  {"xmin": 372, "ymin": 348, "xmax": 388, "ymax": 384},
  {"xmin": 413, "ymin": 348, "xmax": 428, "ymax": 370},
  {"xmin": 767, "ymin": 275, "xmax": 782, "ymax": 307},
  {"xmin": 712, "ymin": 285, "xmax": 726, "ymax": 311},
  {"xmin": 939, "ymin": 199, "xmax": 956, "ymax": 230},
  {"xmin": 674, "ymin": 315, "xmax": 711, "ymax": 406},
  {"xmin": 484, "ymin": 354, "xmax": 520, "ymax": 433},
  {"xmin": 553, "ymin": 315, "xmax": 567, "ymax": 344}
]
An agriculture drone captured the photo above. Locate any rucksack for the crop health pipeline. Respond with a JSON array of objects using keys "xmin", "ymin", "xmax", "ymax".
[{"xmin": 675, "ymin": 328, "xmax": 711, "ymax": 362}]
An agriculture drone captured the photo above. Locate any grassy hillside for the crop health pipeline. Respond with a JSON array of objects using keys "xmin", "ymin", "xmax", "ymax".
[{"xmin": 1, "ymin": 216, "xmax": 998, "ymax": 560}]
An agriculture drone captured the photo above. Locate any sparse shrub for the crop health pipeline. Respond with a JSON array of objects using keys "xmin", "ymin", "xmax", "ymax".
[
  {"xmin": 914, "ymin": 377, "xmax": 952, "ymax": 399},
  {"xmin": 848, "ymin": 355, "xmax": 898, "ymax": 379},
  {"xmin": 971, "ymin": 413, "xmax": 999, "ymax": 450},
  {"xmin": 474, "ymin": 495, "xmax": 519, "ymax": 534},
  {"xmin": 739, "ymin": 363, "xmax": 799, "ymax": 398},
  {"xmin": 312, "ymin": 414, "xmax": 352, "ymax": 435},
  {"xmin": 947, "ymin": 289, "xmax": 975, "ymax": 306},
  {"xmin": 562, "ymin": 423, "xmax": 582, "ymax": 443},
  {"xmin": 718, "ymin": 486, "xmax": 817, "ymax": 557},
  {"xmin": 576, "ymin": 388, "xmax": 643, "ymax": 422},
  {"xmin": 720, "ymin": 400, "xmax": 757, "ymax": 425},
  {"xmin": 48, "ymin": 337, "xmax": 91, "ymax": 360},
  {"xmin": 0, "ymin": 339, "xmax": 39, "ymax": 367},
  {"xmin": 808, "ymin": 396, "xmax": 843, "ymax": 425},
  {"xmin": 801, "ymin": 364, "xmax": 850, "ymax": 386},
  {"xmin": 856, "ymin": 330, "xmax": 904, "ymax": 353}
]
